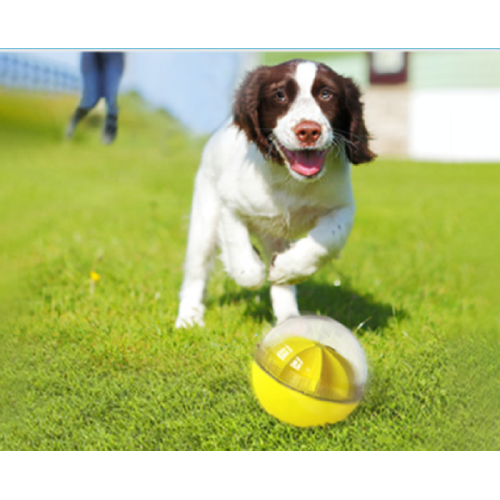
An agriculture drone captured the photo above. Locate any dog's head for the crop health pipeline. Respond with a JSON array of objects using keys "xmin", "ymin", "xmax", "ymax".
[{"xmin": 233, "ymin": 59, "xmax": 376, "ymax": 181}]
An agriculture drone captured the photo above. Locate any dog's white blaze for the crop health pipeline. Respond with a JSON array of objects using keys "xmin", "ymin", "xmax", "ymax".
[
  {"xmin": 274, "ymin": 61, "xmax": 333, "ymax": 151},
  {"xmin": 294, "ymin": 61, "xmax": 318, "ymax": 102}
]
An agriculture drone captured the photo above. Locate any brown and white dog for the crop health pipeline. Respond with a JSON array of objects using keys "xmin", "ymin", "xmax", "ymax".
[{"xmin": 176, "ymin": 59, "xmax": 375, "ymax": 328}]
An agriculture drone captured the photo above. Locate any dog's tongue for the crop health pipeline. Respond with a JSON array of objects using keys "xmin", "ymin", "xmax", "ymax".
[{"xmin": 284, "ymin": 149, "xmax": 325, "ymax": 177}]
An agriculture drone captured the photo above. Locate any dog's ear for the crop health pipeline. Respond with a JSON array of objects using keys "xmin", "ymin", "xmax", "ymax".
[
  {"xmin": 342, "ymin": 78, "xmax": 377, "ymax": 165},
  {"xmin": 233, "ymin": 66, "xmax": 271, "ymax": 155}
]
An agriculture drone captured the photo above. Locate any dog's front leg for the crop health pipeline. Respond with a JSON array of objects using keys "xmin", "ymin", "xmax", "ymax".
[
  {"xmin": 268, "ymin": 206, "xmax": 354, "ymax": 285},
  {"xmin": 218, "ymin": 206, "xmax": 266, "ymax": 289}
]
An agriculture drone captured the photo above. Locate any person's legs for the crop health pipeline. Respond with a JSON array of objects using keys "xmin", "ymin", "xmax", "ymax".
[
  {"xmin": 101, "ymin": 52, "xmax": 125, "ymax": 144},
  {"xmin": 79, "ymin": 52, "xmax": 103, "ymax": 110},
  {"xmin": 101, "ymin": 52, "xmax": 124, "ymax": 116},
  {"xmin": 67, "ymin": 52, "xmax": 103, "ymax": 137}
]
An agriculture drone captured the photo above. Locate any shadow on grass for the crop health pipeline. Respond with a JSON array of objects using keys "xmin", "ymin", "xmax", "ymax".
[{"xmin": 216, "ymin": 278, "xmax": 408, "ymax": 334}]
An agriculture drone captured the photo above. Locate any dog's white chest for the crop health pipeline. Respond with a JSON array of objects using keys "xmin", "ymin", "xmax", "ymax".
[{"xmin": 239, "ymin": 203, "xmax": 331, "ymax": 240}]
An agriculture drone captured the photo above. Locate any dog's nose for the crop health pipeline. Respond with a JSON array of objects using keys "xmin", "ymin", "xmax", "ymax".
[{"xmin": 294, "ymin": 121, "xmax": 322, "ymax": 146}]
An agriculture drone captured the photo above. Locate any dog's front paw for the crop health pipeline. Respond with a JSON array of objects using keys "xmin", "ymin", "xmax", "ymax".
[
  {"xmin": 234, "ymin": 263, "xmax": 266, "ymax": 289},
  {"xmin": 175, "ymin": 303, "xmax": 205, "ymax": 329},
  {"xmin": 268, "ymin": 250, "xmax": 317, "ymax": 285},
  {"xmin": 229, "ymin": 252, "xmax": 266, "ymax": 290}
]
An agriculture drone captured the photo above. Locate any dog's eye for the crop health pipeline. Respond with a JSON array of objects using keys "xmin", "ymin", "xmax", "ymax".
[
  {"xmin": 320, "ymin": 88, "xmax": 333, "ymax": 100},
  {"xmin": 274, "ymin": 90, "xmax": 287, "ymax": 102}
]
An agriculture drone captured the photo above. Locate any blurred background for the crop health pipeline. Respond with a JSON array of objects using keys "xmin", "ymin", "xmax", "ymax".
[{"xmin": 2, "ymin": 49, "xmax": 500, "ymax": 161}]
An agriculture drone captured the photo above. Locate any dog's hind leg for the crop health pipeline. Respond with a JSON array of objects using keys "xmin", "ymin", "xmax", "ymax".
[{"xmin": 176, "ymin": 170, "xmax": 220, "ymax": 328}]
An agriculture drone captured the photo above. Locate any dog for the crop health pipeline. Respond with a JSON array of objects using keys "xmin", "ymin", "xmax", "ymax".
[{"xmin": 175, "ymin": 59, "xmax": 375, "ymax": 328}]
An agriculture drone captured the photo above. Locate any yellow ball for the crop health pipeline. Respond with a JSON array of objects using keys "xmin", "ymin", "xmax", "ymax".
[{"xmin": 252, "ymin": 316, "xmax": 367, "ymax": 427}]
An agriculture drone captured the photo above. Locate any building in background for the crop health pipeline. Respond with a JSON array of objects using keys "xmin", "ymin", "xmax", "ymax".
[
  {"xmin": 367, "ymin": 50, "xmax": 500, "ymax": 162},
  {"xmin": 2, "ymin": 50, "xmax": 500, "ymax": 162}
]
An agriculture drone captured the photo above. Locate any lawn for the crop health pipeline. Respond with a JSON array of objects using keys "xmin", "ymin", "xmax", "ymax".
[{"xmin": 0, "ymin": 89, "xmax": 499, "ymax": 450}]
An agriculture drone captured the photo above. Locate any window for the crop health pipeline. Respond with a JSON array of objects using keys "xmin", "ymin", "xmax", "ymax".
[{"xmin": 369, "ymin": 51, "xmax": 408, "ymax": 84}]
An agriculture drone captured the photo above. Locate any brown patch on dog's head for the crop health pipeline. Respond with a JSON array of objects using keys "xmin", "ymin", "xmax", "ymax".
[
  {"xmin": 313, "ymin": 63, "xmax": 376, "ymax": 164},
  {"xmin": 233, "ymin": 60, "xmax": 376, "ymax": 165},
  {"xmin": 233, "ymin": 60, "xmax": 303, "ymax": 163}
]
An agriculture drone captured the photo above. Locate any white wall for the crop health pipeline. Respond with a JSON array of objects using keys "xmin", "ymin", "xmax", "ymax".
[{"xmin": 409, "ymin": 89, "xmax": 500, "ymax": 162}]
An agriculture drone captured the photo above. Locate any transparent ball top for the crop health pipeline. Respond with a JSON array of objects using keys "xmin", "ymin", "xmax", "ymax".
[{"xmin": 255, "ymin": 316, "xmax": 367, "ymax": 403}]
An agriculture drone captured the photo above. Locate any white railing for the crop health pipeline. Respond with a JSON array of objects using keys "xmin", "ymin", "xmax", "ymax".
[{"xmin": 0, "ymin": 52, "xmax": 80, "ymax": 93}]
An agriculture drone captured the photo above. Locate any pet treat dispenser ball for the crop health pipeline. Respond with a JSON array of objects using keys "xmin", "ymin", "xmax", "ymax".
[{"xmin": 252, "ymin": 315, "xmax": 367, "ymax": 427}]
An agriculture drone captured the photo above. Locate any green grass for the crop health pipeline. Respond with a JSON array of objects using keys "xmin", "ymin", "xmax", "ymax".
[{"xmin": 0, "ymin": 89, "xmax": 499, "ymax": 450}]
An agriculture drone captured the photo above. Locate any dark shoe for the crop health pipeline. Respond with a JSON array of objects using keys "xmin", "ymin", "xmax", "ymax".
[
  {"xmin": 66, "ymin": 107, "xmax": 89, "ymax": 138},
  {"xmin": 102, "ymin": 114, "xmax": 118, "ymax": 145}
]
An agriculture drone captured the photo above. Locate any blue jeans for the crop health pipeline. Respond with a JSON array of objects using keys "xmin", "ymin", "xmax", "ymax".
[{"xmin": 79, "ymin": 52, "xmax": 124, "ymax": 116}]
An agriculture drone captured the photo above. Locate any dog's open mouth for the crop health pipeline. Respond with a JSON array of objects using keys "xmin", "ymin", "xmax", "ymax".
[{"xmin": 275, "ymin": 143, "xmax": 331, "ymax": 178}]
